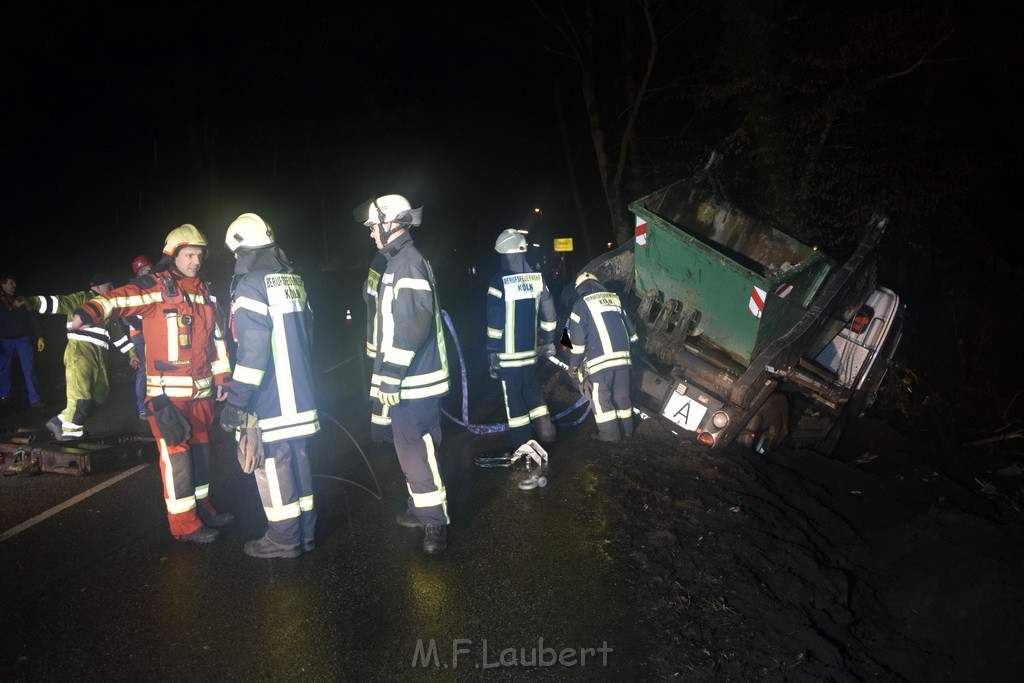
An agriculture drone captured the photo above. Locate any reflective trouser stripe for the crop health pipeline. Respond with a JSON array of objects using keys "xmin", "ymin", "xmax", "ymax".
[
  {"xmin": 391, "ymin": 397, "xmax": 448, "ymax": 525},
  {"xmin": 255, "ymin": 439, "xmax": 317, "ymax": 546},
  {"xmin": 264, "ymin": 457, "xmax": 301, "ymax": 522},
  {"xmin": 499, "ymin": 365, "xmax": 548, "ymax": 449},
  {"xmin": 590, "ymin": 368, "xmax": 633, "ymax": 439},
  {"xmin": 149, "ymin": 399, "xmax": 213, "ymax": 537},
  {"xmin": 591, "ymin": 381, "xmax": 617, "ymax": 424}
]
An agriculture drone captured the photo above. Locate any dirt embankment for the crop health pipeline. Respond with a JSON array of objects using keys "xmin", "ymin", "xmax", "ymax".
[{"xmin": 599, "ymin": 417, "xmax": 1024, "ymax": 681}]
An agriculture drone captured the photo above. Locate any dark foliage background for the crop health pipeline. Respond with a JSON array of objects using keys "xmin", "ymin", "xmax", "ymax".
[{"xmin": 3, "ymin": 0, "xmax": 1021, "ymax": 447}]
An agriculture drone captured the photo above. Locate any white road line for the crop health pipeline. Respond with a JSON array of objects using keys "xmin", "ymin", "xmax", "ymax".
[{"xmin": 0, "ymin": 464, "xmax": 148, "ymax": 542}]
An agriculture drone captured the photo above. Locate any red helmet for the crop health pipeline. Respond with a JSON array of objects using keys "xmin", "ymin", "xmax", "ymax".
[{"xmin": 131, "ymin": 254, "xmax": 153, "ymax": 275}]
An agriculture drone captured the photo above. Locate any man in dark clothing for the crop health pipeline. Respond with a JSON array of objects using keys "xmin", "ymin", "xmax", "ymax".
[
  {"xmin": 219, "ymin": 212, "xmax": 320, "ymax": 559},
  {"xmin": 567, "ymin": 272, "xmax": 639, "ymax": 442},
  {"xmin": 485, "ymin": 229, "xmax": 558, "ymax": 451},
  {"xmin": 357, "ymin": 193, "xmax": 450, "ymax": 555},
  {"xmin": 0, "ymin": 274, "xmax": 44, "ymax": 409}
]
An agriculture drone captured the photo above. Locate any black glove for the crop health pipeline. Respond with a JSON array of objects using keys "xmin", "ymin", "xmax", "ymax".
[
  {"xmin": 539, "ymin": 342, "xmax": 556, "ymax": 358},
  {"xmin": 488, "ymin": 353, "xmax": 500, "ymax": 380},
  {"xmin": 220, "ymin": 404, "xmax": 245, "ymax": 433},
  {"xmin": 148, "ymin": 395, "xmax": 191, "ymax": 446}
]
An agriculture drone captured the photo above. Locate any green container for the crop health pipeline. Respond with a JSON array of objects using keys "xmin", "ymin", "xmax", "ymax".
[{"xmin": 629, "ymin": 180, "xmax": 834, "ymax": 366}]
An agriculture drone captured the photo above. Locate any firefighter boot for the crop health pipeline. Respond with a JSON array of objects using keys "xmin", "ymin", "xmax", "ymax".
[
  {"xmin": 45, "ymin": 416, "xmax": 64, "ymax": 441},
  {"xmin": 595, "ymin": 421, "xmax": 622, "ymax": 443},
  {"xmin": 197, "ymin": 500, "xmax": 235, "ymax": 528},
  {"xmin": 533, "ymin": 414, "xmax": 557, "ymax": 444},
  {"xmin": 244, "ymin": 534, "xmax": 302, "ymax": 559},
  {"xmin": 423, "ymin": 524, "xmax": 447, "ymax": 555},
  {"xmin": 174, "ymin": 526, "xmax": 221, "ymax": 544}
]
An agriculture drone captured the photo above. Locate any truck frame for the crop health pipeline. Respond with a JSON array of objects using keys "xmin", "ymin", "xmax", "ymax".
[{"xmin": 571, "ymin": 171, "xmax": 905, "ymax": 454}]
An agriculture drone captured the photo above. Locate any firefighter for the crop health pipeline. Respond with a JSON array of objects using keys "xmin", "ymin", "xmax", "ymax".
[
  {"xmin": 128, "ymin": 254, "xmax": 153, "ymax": 418},
  {"xmin": 218, "ymin": 213, "xmax": 320, "ymax": 558},
  {"xmin": 71, "ymin": 225, "xmax": 234, "ymax": 544},
  {"xmin": 364, "ymin": 249, "xmax": 392, "ymax": 442},
  {"xmin": 20, "ymin": 273, "xmax": 138, "ymax": 440},
  {"xmin": 357, "ymin": 193, "xmax": 449, "ymax": 555},
  {"xmin": 566, "ymin": 272, "xmax": 639, "ymax": 442},
  {"xmin": 486, "ymin": 228, "xmax": 558, "ymax": 451}
]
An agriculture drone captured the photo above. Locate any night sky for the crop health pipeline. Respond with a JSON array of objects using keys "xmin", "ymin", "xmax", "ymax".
[
  {"xmin": 3, "ymin": 2, "xmax": 1021, "ymax": 297},
  {"xmin": 3, "ymin": 3, "xmax": 569, "ymax": 293}
]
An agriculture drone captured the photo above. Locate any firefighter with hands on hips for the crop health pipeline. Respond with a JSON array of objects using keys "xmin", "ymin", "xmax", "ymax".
[
  {"xmin": 357, "ymin": 193, "xmax": 450, "ymax": 555},
  {"xmin": 218, "ymin": 213, "xmax": 320, "ymax": 559},
  {"xmin": 127, "ymin": 254, "xmax": 154, "ymax": 419},
  {"xmin": 566, "ymin": 272, "xmax": 640, "ymax": 442},
  {"xmin": 486, "ymin": 228, "xmax": 558, "ymax": 452},
  {"xmin": 71, "ymin": 225, "xmax": 234, "ymax": 544},
  {"xmin": 364, "ymin": 249, "xmax": 392, "ymax": 443},
  {"xmin": 20, "ymin": 273, "xmax": 138, "ymax": 440}
]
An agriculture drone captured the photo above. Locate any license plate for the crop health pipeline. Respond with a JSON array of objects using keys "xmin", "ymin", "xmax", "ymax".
[{"xmin": 662, "ymin": 384, "xmax": 708, "ymax": 432}]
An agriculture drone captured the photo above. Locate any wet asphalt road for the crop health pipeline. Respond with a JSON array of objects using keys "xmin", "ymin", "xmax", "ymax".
[{"xmin": 0, "ymin": 377, "xmax": 644, "ymax": 680}]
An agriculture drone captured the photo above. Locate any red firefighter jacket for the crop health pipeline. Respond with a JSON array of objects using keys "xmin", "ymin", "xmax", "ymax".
[{"xmin": 75, "ymin": 270, "xmax": 231, "ymax": 399}]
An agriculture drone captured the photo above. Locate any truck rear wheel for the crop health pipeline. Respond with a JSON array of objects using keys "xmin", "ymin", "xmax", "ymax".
[
  {"xmin": 742, "ymin": 394, "xmax": 789, "ymax": 455},
  {"xmin": 787, "ymin": 400, "xmax": 846, "ymax": 455}
]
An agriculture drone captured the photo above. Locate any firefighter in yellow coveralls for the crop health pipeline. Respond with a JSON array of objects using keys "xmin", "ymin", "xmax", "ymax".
[{"xmin": 20, "ymin": 273, "xmax": 138, "ymax": 440}]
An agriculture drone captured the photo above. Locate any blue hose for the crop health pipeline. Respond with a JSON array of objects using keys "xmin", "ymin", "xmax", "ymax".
[{"xmin": 440, "ymin": 310, "xmax": 591, "ymax": 433}]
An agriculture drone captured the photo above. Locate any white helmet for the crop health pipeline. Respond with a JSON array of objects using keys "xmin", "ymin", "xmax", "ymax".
[
  {"xmin": 575, "ymin": 272, "xmax": 600, "ymax": 288},
  {"xmin": 363, "ymin": 194, "xmax": 422, "ymax": 227},
  {"xmin": 495, "ymin": 228, "xmax": 527, "ymax": 254},
  {"xmin": 225, "ymin": 213, "xmax": 275, "ymax": 253}
]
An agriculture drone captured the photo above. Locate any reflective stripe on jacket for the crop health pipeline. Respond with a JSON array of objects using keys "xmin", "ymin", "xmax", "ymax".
[
  {"xmin": 28, "ymin": 291, "xmax": 133, "ymax": 353},
  {"xmin": 363, "ymin": 251, "xmax": 387, "ymax": 359},
  {"xmin": 567, "ymin": 286, "xmax": 638, "ymax": 375},
  {"xmin": 370, "ymin": 232, "xmax": 449, "ymax": 401},
  {"xmin": 228, "ymin": 270, "xmax": 319, "ymax": 443},
  {"xmin": 486, "ymin": 269, "xmax": 557, "ymax": 369},
  {"xmin": 74, "ymin": 271, "xmax": 230, "ymax": 398}
]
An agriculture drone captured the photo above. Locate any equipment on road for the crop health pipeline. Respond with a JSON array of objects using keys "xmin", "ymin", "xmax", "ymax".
[{"xmin": 2, "ymin": 431, "xmax": 155, "ymax": 477}]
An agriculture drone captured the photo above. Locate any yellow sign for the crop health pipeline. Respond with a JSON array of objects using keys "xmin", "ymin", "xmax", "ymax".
[{"xmin": 553, "ymin": 238, "xmax": 574, "ymax": 252}]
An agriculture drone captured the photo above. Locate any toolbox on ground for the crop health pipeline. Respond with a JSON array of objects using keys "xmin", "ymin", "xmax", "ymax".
[{"xmin": 35, "ymin": 435, "xmax": 157, "ymax": 476}]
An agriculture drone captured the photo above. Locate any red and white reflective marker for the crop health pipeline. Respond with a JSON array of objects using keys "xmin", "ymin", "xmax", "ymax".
[
  {"xmin": 748, "ymin": 286, "xmax": 766, "ymax": 317},
  {"xmin": 635, "ymin": 217, "xmax": 648, "ymax": 247}
]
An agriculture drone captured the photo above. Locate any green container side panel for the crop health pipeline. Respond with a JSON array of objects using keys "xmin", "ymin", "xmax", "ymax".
[
  {"xmin": 629, "ymin": 178, "xmax": 837, "ymax": 366},
  {"xmin": 635, "ymin": 223, "xmax": 763, "ymax": 364}
]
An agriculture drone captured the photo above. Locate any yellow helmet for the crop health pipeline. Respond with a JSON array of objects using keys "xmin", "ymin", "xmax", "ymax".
[
  {"xmin": 225, "ymin": 213, "xmax": 275, "ymax": 253},
  {"xmin": 163, "ymin": 224, "xmax": 208, "ymax": 256}
]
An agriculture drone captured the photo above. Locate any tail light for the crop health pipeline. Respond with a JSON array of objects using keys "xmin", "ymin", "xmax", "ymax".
[
  {"xmin": 847, "ymin": 305, "xmax": 875, "ymax": 335},
  {"xmin": 698, "ymin": 432, "xmax": 715, "ymax": 446}
]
